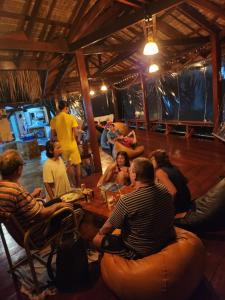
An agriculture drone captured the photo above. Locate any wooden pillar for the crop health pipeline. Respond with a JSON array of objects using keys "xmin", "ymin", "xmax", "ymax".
[
  {"xmin": 112, "ymin": 88, "xmax": 119, "ymax": 121},
  {"xmin": 211, "ymin": 33, "xmax": 222, "ymax": 132},
  {"xmin": 140, "ymin": 73, "xmax": 150, "ymax": 130},
  {"xmin": 75, "ymin": 49, "xmax": 102, "ymax": 173}
]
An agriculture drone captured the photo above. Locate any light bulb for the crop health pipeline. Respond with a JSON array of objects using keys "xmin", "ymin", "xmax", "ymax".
[
  {"xmin": 90, "ymin": 90, "xmax": 95, "ymax": 96},
  {"xmin": 149, "ymin": 64, "xmax": 159, "ymax": 73},
  {"xmin": 100, "ymin": 84, "xmax": 107, "ymax": 91},
  {"xmin": 143, "ymin": 38, "xmax": 159, "ymax": 56}
]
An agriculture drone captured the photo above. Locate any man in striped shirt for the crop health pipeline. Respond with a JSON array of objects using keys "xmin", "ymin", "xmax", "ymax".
[
  {"xmin": 0, "ymin": 149, "xmax": 73, "ymax": 231},
  {"xmin": 93, "ymin": 157, "xmax": 176, "ymax": 259}
]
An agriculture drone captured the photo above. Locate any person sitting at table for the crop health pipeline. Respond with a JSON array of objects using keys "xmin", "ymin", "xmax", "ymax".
[
  {"xmin": 93, "ymin": 157, "xmax": 175, "ymax": 259},
  {"xmin": 0, "ymin": 149, "xmax": 74, "ymax": 232},
  {"xmin": 97, "ymin": 151, "xmax": 131, "ymax": 188},
  {"xmin": 149, "ymin": 149, "xmax": 192, "ymax": 213},
  {"xmin": 43, "ymin": 141, "xmax": 71, "ymax": 200}
]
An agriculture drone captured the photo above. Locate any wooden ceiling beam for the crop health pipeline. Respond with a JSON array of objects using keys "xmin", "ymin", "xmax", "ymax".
[
  {"xmin": 157, "ymin": 19, "xmax": 185, "ymax": 39},
  {"xmin": 114, "ymin": 0, "xmax": 142, "ymax": 8},
  {"xmin": 0, "ymin": 37, "xmax": 68, "ymax": 53},
  {"xmin": 190, "ymin": 0, "xmax": 225, "ymax": 22},
  {"xmin": 69, "ymin": 0, "xmax": 185, "ymax": 51},
  {"xmin": 68, "ymin": 0, "xmax": 111, "ymax": 43},
  {"xmin": 179, "ymin": 3, "xmax": 220, "ymax": 34},
  {"xmin": 0, "ymin": 9, "xmax": 70, "ymax": 28},
  {"xmin": 67, "ymin": 1, "xmax": 90, "ymax": 42},
  {"xmin": 50, "ymin": 54, "xmax": 74, "ymax": 92},
  {"xmin": 84, "ymin": 36, "xmax": 209, "ymax": 54},
  {"xmin": 94, "ymin": 50, "xmax": 136, "ymax": 76},
  {"xmin": 26, "ymin": 0, "xmax": 44, "ymax": 37}
]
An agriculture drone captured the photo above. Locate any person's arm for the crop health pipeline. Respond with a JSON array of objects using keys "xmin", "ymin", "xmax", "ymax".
[
  {"xmin": 156, "ymin": 169, "xmax": 177, "ymax": 197},
  {"xmin": 31, "ymin": 187, "xmax": 42, "ymax": 198},
  {"xmin": 44, "ymin": 182, "xmax": 55, "ymax": 200},
  {"xmin": 37, "ymin": 201, "xmax": 73, "ymax": 219},
  {"xmin": 92, "ymin": 196, "xmax": 127, "ymax": 248},
  {"xmin": 72, "ymin": 126, "xmax": 79, "ymax": 143},
  {"xmin": 97, "ymin": 163, "xmax": 117, "ymax": 186},
  {"xmin": 51, "ymin": 129, "xmax": 57, "ymax": 142}
]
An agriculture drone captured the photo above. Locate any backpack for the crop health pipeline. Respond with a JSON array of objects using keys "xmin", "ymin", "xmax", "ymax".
[{"xmin": 47, "ymin": 236, "xmax": 89, "ymax": 292}]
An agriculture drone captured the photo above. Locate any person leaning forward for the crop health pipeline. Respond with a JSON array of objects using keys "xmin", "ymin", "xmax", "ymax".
[
  {"xmin": 93, "ymin": 157, "xmax": 176, "ymax": 259},
  {"xmin": 50, "ymin": 100, "xmax": 81, "ymax": 188}
]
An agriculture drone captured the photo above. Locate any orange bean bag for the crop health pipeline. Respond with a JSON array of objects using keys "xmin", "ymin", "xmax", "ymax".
[
  {"xmin": 113, "ymin": 122, "xmax": 144, "ymax": 159},
  {"xmin": 101, "ymin": 227, "xmax": 205, "ymax": 300}
]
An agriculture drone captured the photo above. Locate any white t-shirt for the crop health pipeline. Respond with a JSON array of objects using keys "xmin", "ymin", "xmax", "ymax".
[{"xmin": 43, "ymin": 157, "xmax": 71, "ymax": 198}]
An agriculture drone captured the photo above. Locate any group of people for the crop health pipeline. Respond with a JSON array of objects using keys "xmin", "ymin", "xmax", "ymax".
[
  {"xmin": 93, "ymin": 148, "xmax": 192, "ymax": 259},
  {"xmin": 0, "ymin": 100, "xmax": 193, "ymax": 264}
]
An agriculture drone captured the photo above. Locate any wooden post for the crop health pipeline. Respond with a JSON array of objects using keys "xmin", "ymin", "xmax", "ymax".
[
  {"xmin": 75, "ymin": 49, "xmax": 102, "ymax": 173},
  {"xmin": 112, "ymin": 88, "xmax": 119, "ymax": 121},
  {"xmin": 211, "ymin": 33, "xmax": 222, "ymax": 132},
  {"xmin": 140, "ymin": 73, "xmax": 150, "ymax": 130}
]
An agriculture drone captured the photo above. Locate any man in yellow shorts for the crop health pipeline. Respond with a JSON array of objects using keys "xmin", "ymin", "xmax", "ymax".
[{"xmin": 50, "ymin": 101, "xmax": 81, "ymax": 187}]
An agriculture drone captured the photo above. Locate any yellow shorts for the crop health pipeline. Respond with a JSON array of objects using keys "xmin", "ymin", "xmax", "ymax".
[{"xmin": 62, "ymin": 148, "xmax": 81, "ymax": 165}]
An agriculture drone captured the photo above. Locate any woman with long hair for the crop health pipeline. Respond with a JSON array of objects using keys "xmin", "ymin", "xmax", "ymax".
[
  {"xmin": 97, "ymin": 151, "xmax": 131, "ymax": 187},
  {"xmin": 149, "ymin": 149, "xmax": 192, "ymax": 213}
]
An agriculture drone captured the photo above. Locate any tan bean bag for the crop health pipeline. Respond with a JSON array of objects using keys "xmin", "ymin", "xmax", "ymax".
[
  {"xmin": 114, "ymin": 141, "xmax": 144, "ymax": 159},
  {"xmin": 101, "ymin": 227, "xmax": 205, "ymax": 300}
]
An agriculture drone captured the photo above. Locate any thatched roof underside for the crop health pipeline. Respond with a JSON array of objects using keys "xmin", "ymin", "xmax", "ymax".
[{"xmin": 0, "ymin": 0, "xmax": 225, "ymax": 102}]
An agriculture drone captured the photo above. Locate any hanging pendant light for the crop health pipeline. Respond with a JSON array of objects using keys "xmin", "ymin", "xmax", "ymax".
[
  {"xmin": 143, "ymin": 14, "xmax": 159, "ymax": 56},
  {"xmin": 90, "ymin": 90, "xmax": 95, "ymax": 96},
  {"xmin": 143, "ymin": 37, "xmax": 159, "ymax": 56},
  {"xmin": 149, "ymin": 64, "xmax": 159, "ymax": 73},
  {"xmin": 100, "ymin": 83, "xmax": 107, "ymax": 91}
]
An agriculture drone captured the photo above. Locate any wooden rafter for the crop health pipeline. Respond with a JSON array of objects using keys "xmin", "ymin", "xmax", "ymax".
[
  {"xmin": 94, "ymin": 50, "xmax": 136, "ymax": 76},
  {"xmin": 50, "ymin": 54, "xmax": 74, "ymax": 92},
  {"xmin": 190, "ymin": 0, "xmax": 225, "ymax": 22},
  {"xmin": 114, "ymin": 0, "xmax": 142, "ymax": 8},
  {"xmin": 0, "ymin": 37, "xmax": 68, "ymax": 53},
  {"xmin": 179, "ymin": 3, "xmax": 220, "ymax": 34},
  {"xmin": 67, "ymin": 1, "xmax": 91, "ymax": 43},
  {"xmin": 83, "ymin": 36, "xmax": 210, "ymax": 55},
  {"xmin": 26, "ymin": 0, "xmax": 44, "ymax": 37},
  {"xmin": 68, "ymin": 0, "xmax": 111, "ymax": 43},
  {"xmin": 69, "ymin": 0, "xmax": 185, "ymax": 51}
]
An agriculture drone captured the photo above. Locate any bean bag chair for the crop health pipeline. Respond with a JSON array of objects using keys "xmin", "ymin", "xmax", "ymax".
[
  {"xmin": 113, "ymin": 122, "xmax": 144, "ymax": 159},
  {"xmin": 114, "ymin": 141, "xmax": 144, "ymax": 159},
  {"xmin": 101, "ymin": 227, "xmax": 205, "ymax": 300},
  {"xmin": 175, "ymin": 178, "xmax": 225, "ymax": 232}
]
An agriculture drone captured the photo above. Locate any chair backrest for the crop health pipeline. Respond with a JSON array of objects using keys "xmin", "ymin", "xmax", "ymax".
[
  {"xmin": 0, "ymin": 207, "xmax": 78, "ymax": 251},
  {"xmin": 0, "ymin": 211, "xmax": 25, "ymax": 247}
]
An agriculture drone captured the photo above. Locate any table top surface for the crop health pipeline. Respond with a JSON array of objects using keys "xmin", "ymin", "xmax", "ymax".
[{"xmin": 78, "ymin": 185, "xmax": 134, "ymax": 219}]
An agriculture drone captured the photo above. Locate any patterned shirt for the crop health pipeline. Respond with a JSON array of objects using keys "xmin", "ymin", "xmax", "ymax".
[
  {"xmin": 0, "ymin": 180, "xmax": 43, "ymax": 230},
  {"xmin": 109, "ymin": 184, "xmax": 176, "ymax": 257}
]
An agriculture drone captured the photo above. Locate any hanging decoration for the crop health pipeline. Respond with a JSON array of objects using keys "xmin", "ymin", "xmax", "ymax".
[{"xmin": 113, "ymin": 73, "xmax": 139, "ymax": 90}]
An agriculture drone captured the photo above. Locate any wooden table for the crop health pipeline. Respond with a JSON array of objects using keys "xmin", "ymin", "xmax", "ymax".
[{"xmin": 78, "ymin": 185, "xmax": 134, "ymax": 220}]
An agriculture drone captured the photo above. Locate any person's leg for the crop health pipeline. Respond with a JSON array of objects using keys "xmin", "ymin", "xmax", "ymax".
[
  {"xmin": 66, "ymin": 161, "xmax": 76, "ymax": 187},
  {"xmin": 73, "ymin": 163, "xmax": 81, "ymax": 187}
]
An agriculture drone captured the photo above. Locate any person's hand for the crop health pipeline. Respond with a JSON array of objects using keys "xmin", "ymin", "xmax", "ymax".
[
  {"xmin": 32, "ymin": 187, "xmax": 42, "ymax": 197},
  {"xmin": 58, "ymin": 201, "xmax": 74, "ymax": 210}
]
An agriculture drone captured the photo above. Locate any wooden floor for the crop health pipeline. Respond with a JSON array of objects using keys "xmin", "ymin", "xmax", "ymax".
[{"xmin": 0, "ymin": 130, "xmax": 225, "ymax": 300}]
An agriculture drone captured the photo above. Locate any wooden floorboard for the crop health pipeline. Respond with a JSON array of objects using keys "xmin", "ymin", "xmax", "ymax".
[{"xmin": 0, "ymin": 130, "xmax": 225, "ymax": 300}]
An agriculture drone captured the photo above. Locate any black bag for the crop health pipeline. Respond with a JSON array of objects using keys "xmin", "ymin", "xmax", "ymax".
[{"xmin": 47, "ymin": 237, "xmax": 89, "ymax": 292}]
